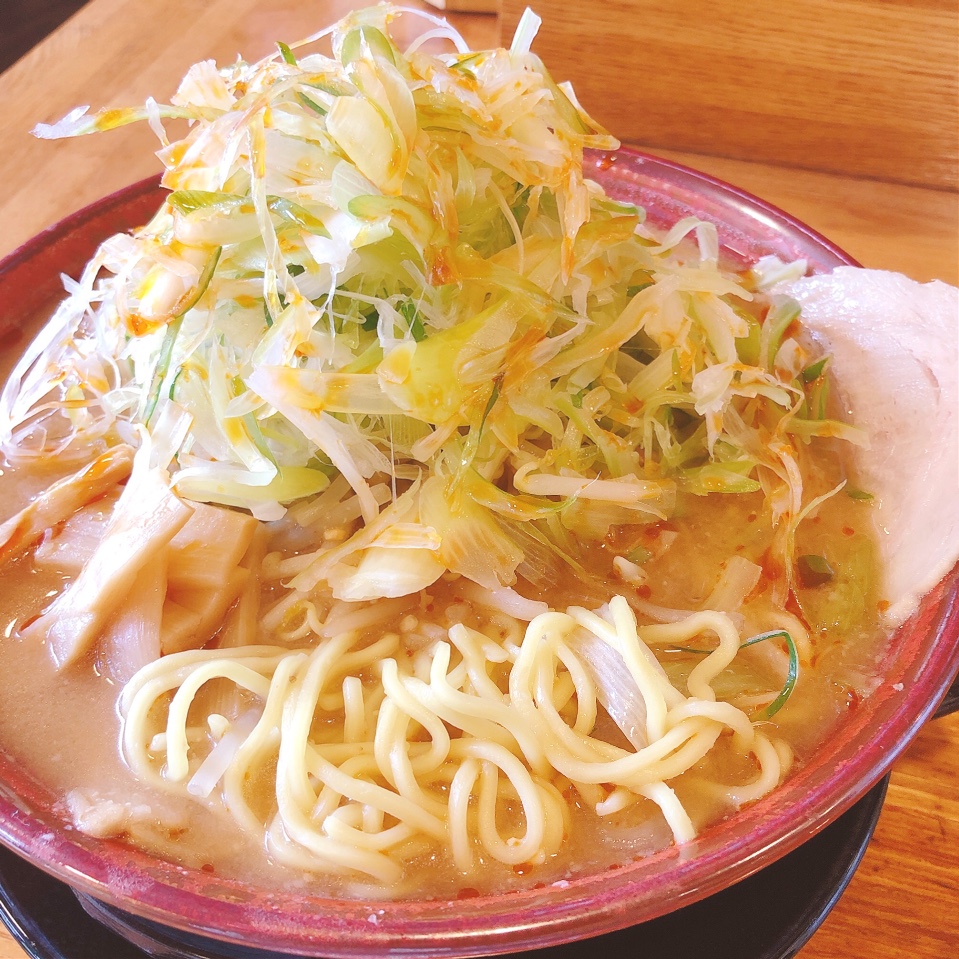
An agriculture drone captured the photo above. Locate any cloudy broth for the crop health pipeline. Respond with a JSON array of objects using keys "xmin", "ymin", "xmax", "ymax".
[{"xmin": 0, "ymin": 444, "xmax": 890, "ymax": 898}]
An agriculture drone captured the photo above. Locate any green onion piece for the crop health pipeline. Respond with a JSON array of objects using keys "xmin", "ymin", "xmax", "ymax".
[
  {"xmin": 796, "ymin": 553, "xmax": 835, "ymax": 588},
  {"xmin": 665, "ymin": 628, "xmax": 799, "ymax": 720},
  {"xmin": 626, "ymin": 545, "xmax": 652, "ymax": 564},
  {"xmin": 340, "ymin": 25, "xmax": 397, "ymax": 66},
  {"xmin": 735, "ymin": 315, "xmax": 762, "ymax": 366},
  {"xmin": 287, "ymin": 263, "xmax": 305, "ymax": 277},
  {"xmin": 464, "ymin": 469, "xmax": 570, "ymax": 520},
  {"xmin": 526, "ymin": 54, "xmax": 592, "ymax": 134},
  {"xmin": 801, "ymin": 355, "xmax": 830, "ymax": 382},
  {"xmin": 450, "ymin": 52, "xmax": 484, "ymax": 74},
  {"xmin": 679, "ymin": 463, "xmax": 762, "ymax": 495},
  {"xmin": 454, "ymin": 377, "xmax": 503, "ymax": 483},
  {"xmin": 145, "ymin": 316, "xmax": 184, "ymax": 424},
  {"xmin": 806, "ymin": 374, "xmax": 829, "ymax": 420},
  {"xmin": 304, "ymin": 77, "xmax": 353, "ymax": 97},
  {"xmin": 267, "ymin": 196, "xmax": 330, "ymax": 236},
  {"xmin": 168, "ymin": 190, "xmax": 244, "ymax": 216},
  {"xmin": 277, "ymin": 41, "xmax": 297, "ymax": 65},
  {"xmin": 763, "ymin": 297, "xmax": 801, "ymax": 370},
  {"xmin": 846, "ymin": 488, "xmax": 874, "ymax": 501},
  {"xmin": 144, "ymin": 246, "xmax": 221, "ymax": 423},
  {"xmin": 476, "ymin": 379, "xmax": 501, "ymax": 444},
  {"xmin": 296, "ymin": 91, "xmax": 327, "ymax": 116},
  {"xmin": 167, "ymin": 366, "xmax": 185, "ymax": 402},
  {"xmin": 398, "ymin": 299, "xmax": 426, "ymax": 342},
  {"xmin": 741, "ymin": 629, "xmax": 799, "ymax": 720}
]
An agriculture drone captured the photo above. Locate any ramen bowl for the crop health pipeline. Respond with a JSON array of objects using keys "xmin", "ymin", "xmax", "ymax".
[{"xmin": 0, "ymin": 148, "xmax": 957, "ymax": 958}]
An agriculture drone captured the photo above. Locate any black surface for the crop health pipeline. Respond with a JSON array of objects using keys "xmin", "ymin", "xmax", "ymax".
[
  {"xmin": 0, "ymin": 774, "xmax": 889, "ymax": 959},
  {"xmin": 934, "ymin": 672, "xmax": 959, "ymax": 720}
]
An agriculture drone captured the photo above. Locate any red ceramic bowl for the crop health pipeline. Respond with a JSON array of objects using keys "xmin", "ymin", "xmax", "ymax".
[{"xmin": 1, "ymin": 148, "xmax": 957, "ymax": 958}]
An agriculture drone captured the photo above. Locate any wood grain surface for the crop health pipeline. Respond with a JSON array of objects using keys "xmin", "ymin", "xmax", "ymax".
[
  {"xmin": 0, "ymin": 2, "xmax": 957, "ymax": 958},
  {"xmin": 501, "ymin": 0, "xmax": 959, "ymax": 191}
]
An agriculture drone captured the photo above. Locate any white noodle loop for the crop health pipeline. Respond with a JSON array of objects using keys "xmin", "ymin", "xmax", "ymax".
[{"xmin": 119, "ymin": 595, "xmax": 789, "ymax": 886}]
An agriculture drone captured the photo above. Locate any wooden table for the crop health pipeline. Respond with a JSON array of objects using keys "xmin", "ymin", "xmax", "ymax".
[{"xmin": 0, "ymin": 2, "xmax": 956, "ymax": 957}]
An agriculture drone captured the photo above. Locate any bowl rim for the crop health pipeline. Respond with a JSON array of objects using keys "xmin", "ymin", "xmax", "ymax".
[{"xmin": 1, "ymin": 147, "xmax": 957, "ymax": 959}]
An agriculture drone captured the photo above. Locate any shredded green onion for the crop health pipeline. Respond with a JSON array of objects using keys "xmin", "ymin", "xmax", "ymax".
[
  {"xmin": 144, "ymin": 246, "xmax": 221, "ymax": 423},
  {"xmin": 276, "ymin": 41, "xmax": 297, "ymax": 65},
  {"xmin": 666, "ymin": 628, "xmax": 798, "ymax": 720},
  {"xmin": 741, "ymin": 629, "xmax": 799, "ymax": 720},
  {"xmin": 4, "ymin": 3, "xmax": 861, "ymax": 606}
]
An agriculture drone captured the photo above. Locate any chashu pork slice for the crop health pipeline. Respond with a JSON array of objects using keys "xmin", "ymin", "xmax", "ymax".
[{"xmin": 778, "ymin": 267, "xmax": 959, "ymax": 626}]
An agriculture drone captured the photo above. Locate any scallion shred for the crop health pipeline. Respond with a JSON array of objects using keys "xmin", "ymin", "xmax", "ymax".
[
  {"xmin": 5, "ymin": 4, "xmax": 861, "ymax": 609},
  {"xmin": 741, "ymin": 629, "xmax": 799, "ymax": 720}
]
